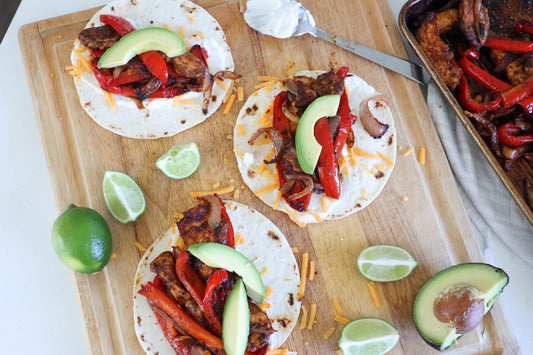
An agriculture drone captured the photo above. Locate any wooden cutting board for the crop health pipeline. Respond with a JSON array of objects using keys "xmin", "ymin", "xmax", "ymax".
[{"xmin": 18, "ymin": 0, "xmax": 520, "ymax": 353}]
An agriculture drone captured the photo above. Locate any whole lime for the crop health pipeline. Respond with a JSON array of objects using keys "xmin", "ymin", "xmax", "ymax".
[{"xmin": 52, "ymin": 204, "xmax": 113, "ymax": 274}]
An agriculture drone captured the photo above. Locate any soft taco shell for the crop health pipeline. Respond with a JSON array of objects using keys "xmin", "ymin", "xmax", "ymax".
[
  {"xmin": 233, "ymin": 70, "xmax": 396, "ymax": 225},
  {"xmin": 71, "ymin": 0, "xmax": 234, "ymax": 139},
  {"xmin": 133, "ymin": 201, "xmax": 301, "ymax": 353}
]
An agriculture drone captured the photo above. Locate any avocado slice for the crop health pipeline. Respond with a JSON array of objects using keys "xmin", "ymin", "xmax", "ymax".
[
  {"xmin": 97, "ymin": 27, "xmax": 186, "ymax": 68},
  {"xmin": 413, "ymin": 263, "xmax": 509, "ymax": 351},
  {"xmin": 295, "ymin": 95, "xmax": 341, "ymax": 174},
  {"xmin": 222, "ymin": 279, "xmax": 250, "ymax": 355},
  {"xmin": 187, "ymin": 243, "xmax": 265, "ymax": 303}
]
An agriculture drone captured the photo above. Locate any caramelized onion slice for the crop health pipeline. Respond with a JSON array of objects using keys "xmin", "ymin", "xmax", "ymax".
[
  {"xmin": 248, "ymin": 127, "xmax": 284, "ymax": 163},
  {"xmin": 201, "ymin": 195, "xmax": 222, "ymax": 230},
  {"xmin": 359, "ymin": 95, "xmax": 390, "ymax": 138}
]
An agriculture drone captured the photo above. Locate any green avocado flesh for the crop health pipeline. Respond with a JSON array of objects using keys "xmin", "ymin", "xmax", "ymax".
[
  {"xmin": 413, "ymin": 263, "xmax": 509, "ymax": 351},
  {"xmin": 222, "ymin": 279, "xmax": 250, "ymax": 355},
  {"xmin": 97, "ymin": 27, "xmax": 186, "ymax": 68},
  {"xmin": 187, "ymin": 243, "xmax": 265, "ymax": 304},
  {"xmin": 295, "ymin": 94, "xmax": 341, "ymax": 174}
]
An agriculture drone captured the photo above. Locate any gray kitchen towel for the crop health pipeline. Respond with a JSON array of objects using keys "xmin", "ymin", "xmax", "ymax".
[{"xmin": 427, "ymin": 82, "xmax": 533, "ymax": 266}]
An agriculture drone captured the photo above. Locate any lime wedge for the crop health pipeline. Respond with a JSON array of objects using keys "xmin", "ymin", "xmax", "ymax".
[
  {"xmin": 357, "ymin": 245, "xmax": 417, "ymax": 282},
  {"xmin": 156, "ymin": 142, "xmax": 201, "ymax": 179},
  {"xmin": 102, "ymin": 171, "xmax": 146, "ymax": 224},
  {"xmin": 339, "ymin": 317, "xmax": 400, "ymax": 355}
]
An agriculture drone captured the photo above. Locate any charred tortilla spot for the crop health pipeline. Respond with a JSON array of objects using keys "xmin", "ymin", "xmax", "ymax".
[
  {"xmin": 247, "ymin": 169, "xmax": 257, "ymax": 179},
  {"xmin": 288, "ymin": 293, "xmax": 294, "ymax": 306},
  {"xmin": 267, "ymin": 230, "xmax": 280, "ymax": 241},
  {"xmin": 375, "ymin": 171, "xmax": 385, "ymax": 179},
  {"xmin": 388, "ymin": 134, "xmax": 394, "ymax": 145},
  {"xmin": 181, "ymin": 119, "xmax": 186, "ymax": 124},
  {"xmin": 355, "ymin": 203, "xmax": 362, "ymax": 208},
  {"xmin": 137, "ymin": 316, "xmax": 142, "ymax": 326},
  {"xmin": 211, "ymin": 95, "xmax": 217, "ymax": 102}
]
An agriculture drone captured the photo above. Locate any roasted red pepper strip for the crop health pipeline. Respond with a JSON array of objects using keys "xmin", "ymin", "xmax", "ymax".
[
  {"xmin": 202, "ymin": 269, "xmax": 230, "ymax": 337},
  {"xmin": 138, "ymin": 281, "xmax": 224, "ymax": 352},
  {"xmin": 215, "ymin": 194, "xmax": 235, "ymax": 248},
  {"xmin": 501, "ymin": 74, "xmax": 533, "ymax": 107},
  {"xmin": 175, "ymin": 251, "xmax": 206, "ymax": 306},
  {"xmin": 497, "ymin": 122, "xmax": 533, "ymax": 147},
  {"xmin": 333, "ymin": 67, "xmax": 357, "ymax": 158},
  {"xmin": 314, "ymin": 117, "xmax": 341, "ymax": 199},
  {"xmin": 459, "ymin": 45, "xmax": 480, "ymax": 60},
  {"xmin": 90, "ymin": 60, "xmax": 137, "ymax": 96},
  {"xmin": 516, "ymin": 22, "xmax": 533, "ymax": 35},
  {"xmin": 138, "ymin": 50, "xmax": 169, "ymax": 84},
  {"xmin": 483, "ymin": 37, "xmax": 533, "ymax": 53},
  {"xmin": 457, "ymin": 75, "xmax": 502, "ymax": 112},
  {"xmin": 273, "ymin": 91, "xmax": 311, "ymax": 211},
  {"xmin": 458, "ymin": 56, "xmax": 511, "ymax": 92},
  {"xmin": 189, "ymin": 44, "xmax": 209, "ymax": 67},
  {"xmin": 100, "ymin": 14, "xmax": 135, "ymax": 35}
]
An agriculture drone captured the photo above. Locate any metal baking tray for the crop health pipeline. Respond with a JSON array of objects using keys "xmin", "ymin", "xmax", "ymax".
[{"xmin": 398, "ymin": 0, "xmax": 533, "ymax": 226}]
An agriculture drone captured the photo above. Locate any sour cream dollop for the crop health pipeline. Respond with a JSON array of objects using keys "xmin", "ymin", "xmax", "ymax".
[{"xmin": 243, "ymin": 0, "xmax": 314, "ymax": 39}]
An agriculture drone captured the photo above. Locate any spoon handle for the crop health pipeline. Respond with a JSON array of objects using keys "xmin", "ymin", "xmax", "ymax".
[{"xmin": 313, "ymin": 28, "xmax": 429, "ymax": 85}]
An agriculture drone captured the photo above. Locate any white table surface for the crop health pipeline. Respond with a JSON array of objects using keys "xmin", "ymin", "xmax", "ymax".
[{"xmin": 1, "ymin": 0, "xmax": 531, "ymax": 354}]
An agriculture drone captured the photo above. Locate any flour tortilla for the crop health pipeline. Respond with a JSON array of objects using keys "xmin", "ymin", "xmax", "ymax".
[
  {"xmin": 71, "ymin": 0, "xmax": 234, "ymax": 139},
  {"xmin": 133, "ymin": 201, "xmax": 301, "ymax": 354},
  {"xmin": 233, "ymin": 70, "xmax": 397, "ymax": 225}
]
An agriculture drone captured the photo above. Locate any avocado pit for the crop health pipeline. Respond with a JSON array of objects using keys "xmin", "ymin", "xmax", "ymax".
[{"xmin": 433, "ymin": 283, "xmax": 485, "ymax": 334}]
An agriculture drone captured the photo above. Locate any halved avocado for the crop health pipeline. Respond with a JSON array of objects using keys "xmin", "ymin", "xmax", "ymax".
[
  {"xmin": 294, "ymin": 94, "xmax": 340, "ymax": 174},
  {"xmin": 413, "ymin": 263, "xmax": 509, "ymax": 351},
  {"xmin": 222, "ymin": 279, "xmax": 250, "ymax": 355},
  {"xmin": 97, "ymin": 27, "xmax": 186, "ymax": 68}
]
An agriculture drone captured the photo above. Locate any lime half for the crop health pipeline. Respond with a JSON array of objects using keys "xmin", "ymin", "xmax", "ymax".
[
  {"xmin": 156, "ymin": 142, "xmax": 201, "ymax": 179},
  {"xmin": 339, "ymin": 317, "xmax": 399, "ymax": 355},
  {"xmin": 102, "ymin": 171, "xmax": 146, "ymax": 224},
  {"xmin": 357, "ymin": 245, "xmax": 417, "ymax": 282}
]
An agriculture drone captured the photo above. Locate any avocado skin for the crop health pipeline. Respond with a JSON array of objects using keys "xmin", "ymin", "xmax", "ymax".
[{"xmin": 413, "ymin": 263, "xmax": 509, "ymax": 351}]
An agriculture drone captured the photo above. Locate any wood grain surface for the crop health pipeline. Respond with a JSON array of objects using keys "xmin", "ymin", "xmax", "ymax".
[{"xmin": 18, "ymin": 0, "xmax": 520, "ymax": 353}]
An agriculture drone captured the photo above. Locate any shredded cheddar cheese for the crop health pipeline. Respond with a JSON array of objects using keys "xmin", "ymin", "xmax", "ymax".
[
  {"xmin": 260, "ymin": 267, "xmax": 268, "ymax": 277},
  {"xmin": 298, "ymin": 252, "xmax": 309, "ymax": 301},
  {"xmin": 237, "ymin": 86, "xmax": 244, "ymax": 101},
  {"xmin": 172, "ymin": 223, "xmax": 177, "ymax": 235},
  {"xmin": 190, "ymin": 185, "xmax": 234, "ymax": 197},
  {"xmin": 401, "ymin": 195, "xmax": 408, "ymax": 202},
  {"xmin": 233, "ymin": 149, "xmax": 244, "ymax": 159},
  {"xmin": 324, "ymin": 327, "xmax": 336, "ymax": 339},
  {"xmin": 255, "ymin": 182, "xmax": 278, "ymax": 195},
  {"xmin": 104, "ymin": 91, "xmax": 116, "ymax": 109},
  {"xmin": 307, "ymin": 303, "xmax": 317, "ymax": 330},
  {"xmin": 299, "ymin": 305, "xmax": 308, "ymax": 329},
  {"xmin": 291, "ymin": 247, "xmax": 299, "ymax": 253},
  {"xmin": 134, "ymin": 242, "xmax": 147, "ymax": 252},
  {"xmin": 222, "ymin": 80, "xmax": 235, "ymax": 104},
  {"xmin": 254, "ymin": 80, "xmax": 278, "ymax": 90},
  {"xmin": 179, "ymin": 26, "xmax": 185, "ymax": 37},
  {"xmin": 308, "ymin": 260, "xmax": 316, "ymax": 281},
  {"xmin": 418, "ymin": 147, "xmax": 426, "ymax": 165},
  {"xmin": 257, "ymin": 75, "xmax": 280, "ymax": 82},
  {"xmin": 175, "ymin": 236, "xmax": 186, "ymax": 250},
  {"xmin": 266, "ymin": 350, "xmax": 289, "ymax": 355},
  {"xmin": 233, "ymin": 188, "xmax": 240, "ymax": 199},
  {"xmin": 237, "ymin": 124, "xmax": 245, "ymax": 136},
  {"xmin": 223, "ymin": 94, "xmax": 236, "ymax": 115},
  {"xmin": 332, "ymin": 299, "xmax": 342, "ymax": 314},
  {"xmin": 215, "ymin": 78, "xmax": 228, "ymax": 91},
  {"xmin": 403, "ymin": 146, "xmax": 414, "ymax": 156},
  {"xmin": 378, "ymin": 152, "xmax": 394, "ymax": 166},
  {"xmin": 164, "ymin": 23, "xmax": 171, "ymax": 30},
  {"xmin": 189, "ymin": 15, "xmax": 195, "ymax": 23},
  {"xmin": 110, "ymin": 252, "xmax": 117, "ymax": 259},
  {"xmin": 320, "ymin": 196, "xmax": 329, "ymax": 213},
  {"xmin": 307, "ymin": 209, "xmax": 323, "ymax": 223},
  {"xmin": 273, "ymin": 190, "xmax": 283, "ymax": 209},
  {"xmin": 334, "ymin": 315, "xmax": 351, "ymax": 324},
  {"xmin": 265, "ymin": 287, "xmax": 273, "ymax": 299},
  {"xmin": 367, "ymin": 281, "xmax": 381, "ymax": 308},
  {"xmin": 259, "ymin": 303, "xmax": 271, "ymax": 311},
  {"xmin": 352, "ymin": 148, "xmax": 379, "ymax": 160},
  {"xmin": 283, "ymin": 207, "xmax": 306, "ymax": 228}
]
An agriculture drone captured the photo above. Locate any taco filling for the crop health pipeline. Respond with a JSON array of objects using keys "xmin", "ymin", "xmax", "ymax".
[
  {"xmin": 134, "ymin": 196, "xmax": 301, "ymax": 354},
  {"xmin": 77, "ymin": 14, "xmax": 240, "ymax": 112},
  {"xmin": 233, "ymin": 68, "xmax": 396, "ymax": 225}
]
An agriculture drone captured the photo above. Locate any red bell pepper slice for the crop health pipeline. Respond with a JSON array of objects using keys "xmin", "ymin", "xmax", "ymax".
[
  {"xmin": 516, "ymin": 22, "xmax": 533, "ymax": 35},
  {"xmin": 333, "ymin": 67, "xmax": 357, "ymax": 158},
  {"xmin": 138, "ymin": 281, "xmax": 224, "ymax": 352},
  {"xmin": 314, "ymin": 117, "xmax": 341, "ymax": 199},
  {"xmin": 483, "ymin": 37, "xmax": 533, "ymax": 53},
  {"xmin": 189, "ymin": 44, "xmax": 209, "ymax": 67},
  {"xmin": 175, "ymin": 251, "xmax": 206, "ymax": 306},
  {"xmin": 100, "ymin": 14, "xmax": 135, "ymax": 36},
  {"xmin": 273, "ymin": 91, "xmax": 311, "ymax": 211},
  {"xmin": 458, "ymin": 56, "xmax": 511, "ymax": 93},
  {"xmin": 457, "ymin": 75, "xmax": 502, "ymax": 112},
  {"xmin": 501, "ymin": 74, "xmax": 533, "ymax": 108},
  {"xmin": 214, "ymin": 194, "xmax": 235, "ymax": 248},
  {"xmin": 497, "ymin": 122, "xmax": 533, "ymax": 147},
  {"xmin": 202, "ymin": 269, "xmax": 231, "ymax": 337},
  {"xmin": 90, "ymin": 60, "xmax": 137, "ymax": 97}
]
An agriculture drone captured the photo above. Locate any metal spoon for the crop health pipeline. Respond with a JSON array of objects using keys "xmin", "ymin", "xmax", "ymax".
[{"xmin": 244, "ymin": 0, "xmax": 429, "ymax": 85}]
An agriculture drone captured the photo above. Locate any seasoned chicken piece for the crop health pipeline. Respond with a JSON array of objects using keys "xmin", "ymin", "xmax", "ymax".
[
  {"xmin": 285, "ymin": 79, "xmax": 317, "ymax": 109},
  {"xmin": 169, "ymin": 52, "xmax": 208, "ymax": 79},
  {"xmin": 311, "ymin": 71, "xmax": 345, "ymax": 96},
  {"xmin": 417, "ymin": 9, "xmax": 462, "ymax": 89},
  {"xmin": 78, "ymin": 25, "xmax": 120, "ymax": 51},
  {"xmin": 247, "ymin": 301, "xmax": 274, "ymax": 352}
]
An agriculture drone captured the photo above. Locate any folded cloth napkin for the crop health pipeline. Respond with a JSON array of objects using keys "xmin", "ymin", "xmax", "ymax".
[{"xmin": 426, "ymin": 82, "xmax": 533, "ymax": 266}]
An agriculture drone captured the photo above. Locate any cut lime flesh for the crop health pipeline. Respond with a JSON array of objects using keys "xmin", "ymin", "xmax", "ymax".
[
  {"xmin": 156, "ymin": 142, "xmax": 201, "ymax": 179},
  {"xmin": 102, "ymin": 171, "xmax": 146, "ymax": 224},
  {"xmin": 339, "ymin": 317, "xmax": 399, "ymax": 355},
  {"xmin": 357, "ymin": 245, "xmax": 417, "ymax": 282}
]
